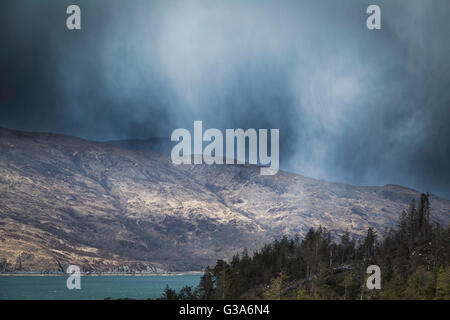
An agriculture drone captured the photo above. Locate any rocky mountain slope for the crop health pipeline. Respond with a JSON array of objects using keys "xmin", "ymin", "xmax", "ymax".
[{"xmin": 0, "ymin": 127, "xmax": 449, "ymax": 272}]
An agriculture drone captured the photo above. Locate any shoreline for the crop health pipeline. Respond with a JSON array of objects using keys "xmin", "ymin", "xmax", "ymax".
[{"xmin": 0, "ymin": 271, "xmax": 204, "ymax": 277}]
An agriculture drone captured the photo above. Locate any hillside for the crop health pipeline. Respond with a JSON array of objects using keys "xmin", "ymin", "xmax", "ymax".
[{"xmin": 0, "ymin": 127, "xmax": 449, "ymax": 272}]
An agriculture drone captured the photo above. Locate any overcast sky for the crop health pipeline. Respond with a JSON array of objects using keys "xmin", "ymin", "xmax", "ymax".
[{"xmin": 1, "ymin": 0, "xmax": 450, "ymax": 198}]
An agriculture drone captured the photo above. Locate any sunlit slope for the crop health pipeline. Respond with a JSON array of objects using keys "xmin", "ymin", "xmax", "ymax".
[{"xmin": 1, "ymin": 127, "xmax": 449, "ymax": 272}]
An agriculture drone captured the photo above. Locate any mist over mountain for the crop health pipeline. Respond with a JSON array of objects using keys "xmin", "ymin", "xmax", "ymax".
[
  {"xmin": 1, "ymin": 0, "xmax": 450, "ymax": 198},
  {"xmin": 106, "ymin": 137, "xmax": 173, "ymax": 154},
  {"xmin": 1, "ymin": 127, "xmax": 449, "ymax": 273}
]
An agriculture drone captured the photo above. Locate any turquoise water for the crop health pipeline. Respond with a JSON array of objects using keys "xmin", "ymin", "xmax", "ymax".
[{"xmin": 0, "ymin": 275, "xmax": 202, "ymax": 300}]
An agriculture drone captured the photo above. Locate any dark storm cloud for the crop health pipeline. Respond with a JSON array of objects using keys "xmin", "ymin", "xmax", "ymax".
[{"xmin": 1, "ymin": 0, "xmax": 449, "ymax": 197}]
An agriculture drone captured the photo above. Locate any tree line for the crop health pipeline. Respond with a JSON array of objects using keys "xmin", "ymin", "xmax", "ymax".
[{"xmin": 159, "ymin": 194, "xmax": 450, "ymax": 300}]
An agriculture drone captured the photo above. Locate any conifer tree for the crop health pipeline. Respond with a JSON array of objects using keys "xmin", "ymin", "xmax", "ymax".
[
  {"xmin": 196, "ymin": 266, "xmax": 215, "ymax": 299},
  {"xmin": 263, "ymin": 270, "xmax": 288, "ymax": 300},
  {"xmin": 404, "ymin": 266, "xmax": 434, "ymax": 299},
  {"xmin": 213, "ymin": 260, "xmax": 233, "ymax": 299},
  {"xmin": 435, "ymin": 266, "xmax": 450, "ymax": 300}
]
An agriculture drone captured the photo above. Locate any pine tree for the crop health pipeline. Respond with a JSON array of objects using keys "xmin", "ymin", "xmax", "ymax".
[
  {"xmin": 339, "ymin": 271, "xmax": 355, "ymax": 300},
  {"xmin": 161, "ymin": 285, "xmax": 178, "ymax": 300},
  {"xmin": 377, "ymin": 271, "xmax": 405, "ymax": 300},
  {"xmin": 196, "ymin": 266, "xmax": 215, "ymax": 299},
  {"xmin": 362, "ymin": 227, "xmax": 377, "ymax": 261},
  {"xmin": 213, "ymin": 260, "xmax": 233, "ymax": 299},
  {"xmin": 404, "ymin": 266, "xmax": 434, "ymax": 299},
  {"xmin": 177, "ymin": 286, "xmax": 195, "ymax": 300},
  {"xmin": 312, "ymin": 265, "xmax": 332, "ymax": 299},
  {"xmin": 263, "ymin": 270, "xmax": 288, "ymax": 300},
  {"xmin": 435, "ymin": 266, "xmax": 450, "ymax": 300}
]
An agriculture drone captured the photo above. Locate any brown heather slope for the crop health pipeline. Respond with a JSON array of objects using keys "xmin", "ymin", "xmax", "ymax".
[{"xmin": 0, "ymin": 127, "xmax": 449, "ymax": 272}]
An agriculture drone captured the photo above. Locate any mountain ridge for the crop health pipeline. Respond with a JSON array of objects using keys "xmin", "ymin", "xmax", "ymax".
[{"xmin": 0, "ymin": 127, "xmax": 449, "ymax": 272}]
